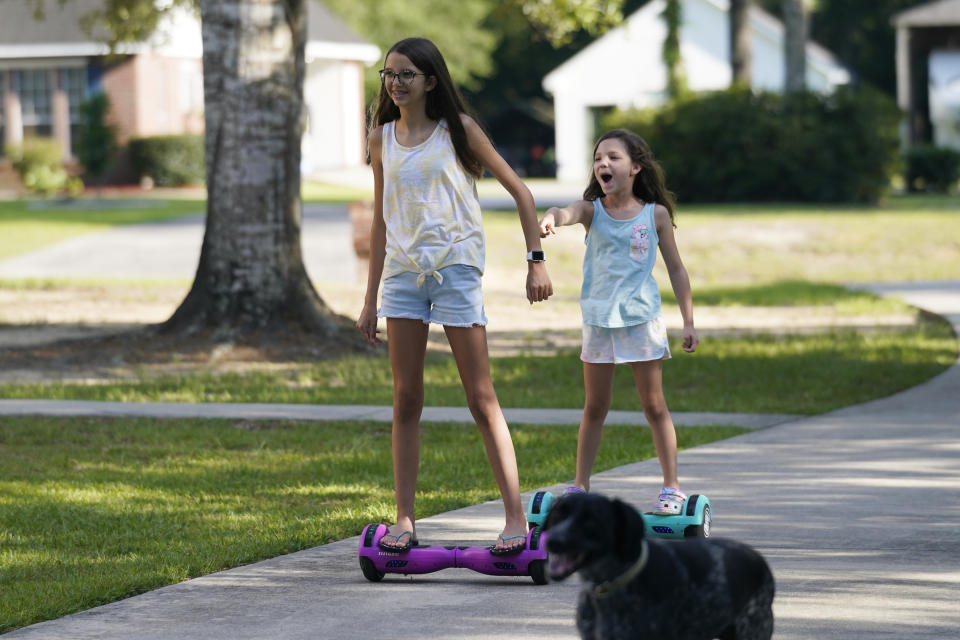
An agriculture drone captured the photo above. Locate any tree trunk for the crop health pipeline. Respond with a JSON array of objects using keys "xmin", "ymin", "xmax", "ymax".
[
  {"xmin": 662, "ymin": 0, "xmax": 686, "ymax": 99},
  {"xmin": 782, "ymin": 0, "xmax": 807, "ymax": 93},
  {"xmin": 729, "ymin": 0, "xmax": 751, "ymax": 87},
  {"xmin": 163, "ymin": 0, "xmax": 338, "ymax": 338}
]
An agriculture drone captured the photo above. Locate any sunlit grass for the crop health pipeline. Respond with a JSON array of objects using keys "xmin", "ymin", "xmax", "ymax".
[
  {"xmin": 0, "ymin": 416, "xmax": 746, "ymax": 632},
  {"xmin": 0, "ymin": 199, "xmax": 204, "ymax": 262},
  {"xmin": 2, "ymin": 313, "xmax": 954, "ymax": 415},
  {"xmin": 301, "ymin": 180, "xmax": 371, "ymax": 202}
]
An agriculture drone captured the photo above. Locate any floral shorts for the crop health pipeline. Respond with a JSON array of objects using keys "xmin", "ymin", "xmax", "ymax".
[{"xmin": 580, "ymin": 317, "xmax": 671, "ymax": 364}]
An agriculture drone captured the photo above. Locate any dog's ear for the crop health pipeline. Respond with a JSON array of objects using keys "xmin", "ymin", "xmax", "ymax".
[{"xmin": 611, "ymin": 498, "xmax": 645, "ymax": 561}]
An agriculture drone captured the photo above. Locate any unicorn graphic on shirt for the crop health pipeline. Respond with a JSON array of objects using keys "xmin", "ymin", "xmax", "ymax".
[{"xmin": 630, "ymin": 224, "xmax": 649, "ymax": 261}]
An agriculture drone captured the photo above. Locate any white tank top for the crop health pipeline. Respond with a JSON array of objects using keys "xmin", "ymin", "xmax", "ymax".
[{"xmin": 381, "ymin": 119, "xmax": 485, "ymax": 285}]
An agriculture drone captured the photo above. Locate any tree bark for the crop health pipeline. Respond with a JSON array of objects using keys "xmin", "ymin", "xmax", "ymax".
[
  {"xmin": 729, "ymin": 0, "xmax": 751, "ymax": 87},
  {"xmin": 782, "ymin": 0, "xmax": 807, "ymax": 93},
  {"xmin": 163, "ymin": 0, "xmax": 338, "ymax": 338},
  {"xmin": 662, "ymin": 0, "xmax": 686, "ymax": 99}
]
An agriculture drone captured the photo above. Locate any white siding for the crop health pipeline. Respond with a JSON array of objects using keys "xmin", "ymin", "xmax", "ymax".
[{"xmin": 544, "ymin": 0, "xmax": 850, "ymax": 181}]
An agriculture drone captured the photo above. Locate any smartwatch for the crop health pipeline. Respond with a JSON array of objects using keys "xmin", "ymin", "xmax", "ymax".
[{"xmin": 526, "ymin": 250, "xmax": 546, "ymax": 263}]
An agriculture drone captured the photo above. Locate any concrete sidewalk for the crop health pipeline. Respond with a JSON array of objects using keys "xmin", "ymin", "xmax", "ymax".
[
  {"xmin": 5, "ymin": 282, "xmax": 960, "ymax": 639},
  {"xmin": 0, "ymin": 399, "xmax": 798, "ymax": 430}
]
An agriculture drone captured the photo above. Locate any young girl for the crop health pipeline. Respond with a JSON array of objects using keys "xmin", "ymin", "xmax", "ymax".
[
  {"xmin": 357, "ymin": 37, "xmax": 553, "ymax": 554},
  {"xmin": 538, "ymin": 129, "xmax": 698, "ymax": 516}
]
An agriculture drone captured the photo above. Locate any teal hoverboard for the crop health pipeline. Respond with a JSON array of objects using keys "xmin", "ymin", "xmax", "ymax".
[{"xmin": 526, "ymin": 490, "xmax": 712, "ymax": 539}]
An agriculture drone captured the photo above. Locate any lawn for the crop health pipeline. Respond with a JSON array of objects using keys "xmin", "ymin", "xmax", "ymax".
[
  {"xmin": 0, "ymin": 191, "xmax": 958, "ymax": 633},
  {"xmin": 0, "ymin": 199, "xmax": 204, "ymax": 262},
  {"xmin": 0, "ymin": 416, "xmax": 746, "ymax": 633},
  {"xmin": 0, "ymin": 181, "xmax": 368, "ymax": 263},
  {"xmin": 0, "ymin": 313, "xmax": 954, "ymax": 414}
]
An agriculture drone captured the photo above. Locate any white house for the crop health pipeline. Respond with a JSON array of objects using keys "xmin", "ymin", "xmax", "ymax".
[
  {"xmin": 0, "ymin": 0, "xmax": 380, "ymax": 173},
  {"xmin": 543, "ymin": 0, "xmax": 850, "ymax": 182},
  {"xmin": 893, "ymin": 0, "xmax": 960, "ymax": 150}
]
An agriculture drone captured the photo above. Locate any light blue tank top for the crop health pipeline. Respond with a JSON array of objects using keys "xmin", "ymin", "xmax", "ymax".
[{"xmin": 581, "ymin": 199, "xmax": 661, "ymax": 327}]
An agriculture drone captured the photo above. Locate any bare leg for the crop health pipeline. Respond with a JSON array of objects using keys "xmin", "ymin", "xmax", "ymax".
[
  {"xmin": 630, "ymin": 359, "xmax": 679, "ymax": 489},
  {"xmin": 444, "ymin": 324, "xmax": 526, "ymax": 551},
  {"xmin": 383, "ymin": 318, "xmax": 429, "ymax": 548},
  {"xmin": 574, "ymin": 362, "xmax": 616, "ymax": 491}
]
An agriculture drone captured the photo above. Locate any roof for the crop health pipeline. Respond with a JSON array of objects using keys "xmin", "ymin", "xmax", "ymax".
[
  {"xmin": 893, "ymin": 0, "xmax": 960, "ymax": 27},
  {"xmin": 0, "ymin": 0, "xmax": 379, "ymax": 63},
  {"xmin": 0, "ymin": 0, "xmax": 108, "ymax": 46},
  {"xmin": 306, "ymin": 0, "xmax": 380, "ymax": 63},
  {"xmin": 0, "ymin": 0, "xmax": 115, "ymax": 59}
]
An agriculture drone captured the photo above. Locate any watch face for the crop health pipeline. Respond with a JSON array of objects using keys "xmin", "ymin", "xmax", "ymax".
[{"xmin": 529, "ymin": 250, "xmax": 545, "ymax": 261}]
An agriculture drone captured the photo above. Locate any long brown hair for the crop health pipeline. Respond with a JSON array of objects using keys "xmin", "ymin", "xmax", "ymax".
[
  {"xmin": 369, "ymin": 37, "xmax": 482, "ymax": 178},
  {"xmin": 584, "ymin": 129, "xmax": 677, "ymax": 225}
]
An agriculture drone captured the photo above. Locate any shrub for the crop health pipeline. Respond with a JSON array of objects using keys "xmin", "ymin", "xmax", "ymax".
[
  {"xmin": 3, "ymin": 138, "xmax": 70, "ymax": 197},
  {"xmin": 128, "ymin": 135, "xmax": 205, "ymax": 187},
  {"xmin": 904, "ymin": 144, "xmax": 960, "ymax": 193},
  {"xmin": 602, "ymin": 85, "xmax": 901, "ymax": 203},
  {"xmin": 74, "ymin": 93, "xmax": 117, "ymax": 185}
]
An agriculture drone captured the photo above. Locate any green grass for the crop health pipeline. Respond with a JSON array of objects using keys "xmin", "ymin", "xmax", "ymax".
[
  {"xmin": 300, "ymin": 180, "xmax": 371, "ymax": 203},
  {"xmin": 1, "ymin": 192, "xmax": 958, "ymax": 631},
  {"xmin": 2, "ymin": 313, "xmax": 954, "ymax": 415},
  {"xmin": 482, "ymin": 193, "xmax": 960, "ymax": 288},
  {"xmin": 0, "ymin": 416, "xmax": 746, "ymax": 633},
  {"xmin": 0, "ymin": 199, "xmax": 204, "ymax": 262},
  {"xmin": 0, "ymin": 179, "xmax": 370, "ymax": 264}
]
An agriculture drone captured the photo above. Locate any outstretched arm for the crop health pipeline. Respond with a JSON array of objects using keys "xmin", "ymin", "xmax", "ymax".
[
  {"xmin": 462, "ymin": 114, "xmax": 552, "ymax": 304},
  {"xmin": 539, "ymin": 200, "xmax": 594, "ymax": 237},
  {"xmin": 655, "ymin": 205, "xmax": 698, "ymax": 353}
]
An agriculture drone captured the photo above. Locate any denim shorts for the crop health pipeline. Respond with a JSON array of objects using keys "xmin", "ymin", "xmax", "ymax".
[
  {"xmin": 379, "ymin": 264, "xmax": 487, "ymax": 327},
  {"xmin": 581, "ymin": 317, "xmax": 671, "ymax": 364}
]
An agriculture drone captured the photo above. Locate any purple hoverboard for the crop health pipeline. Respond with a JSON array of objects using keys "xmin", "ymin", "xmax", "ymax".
[{"xmin": 357, "ymin": 523, "xmax": 549, "ymax": 584}]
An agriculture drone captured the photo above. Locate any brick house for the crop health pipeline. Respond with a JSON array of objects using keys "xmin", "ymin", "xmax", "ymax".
[{"xmin": 0, "ymin": 0, "xmax": 379, "ymax": 173}]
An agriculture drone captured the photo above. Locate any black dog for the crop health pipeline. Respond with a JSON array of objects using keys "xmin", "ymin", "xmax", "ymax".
[{"xmin": 545, "ymin": 492, "xmax": 774, "ymax": 640}]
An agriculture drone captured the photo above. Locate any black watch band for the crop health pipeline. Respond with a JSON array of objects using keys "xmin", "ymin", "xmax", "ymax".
[{"xmin": 526, "ymin": 250, "xmax": 545, "ymax": 263}]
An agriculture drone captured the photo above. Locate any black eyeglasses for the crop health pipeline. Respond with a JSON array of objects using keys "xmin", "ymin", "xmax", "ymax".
[{"xmin": 379, "ymin": 69, "xmax": 425, "ymax": 85}]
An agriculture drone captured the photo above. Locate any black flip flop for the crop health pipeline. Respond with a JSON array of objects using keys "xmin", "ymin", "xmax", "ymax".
[
  {"xmin": 489, "ymin": 533, "xmax": 526, "ymax": 556},
  {"xmin": 378, "ymin": 529, "xmax": 418, "ymax": 552}
]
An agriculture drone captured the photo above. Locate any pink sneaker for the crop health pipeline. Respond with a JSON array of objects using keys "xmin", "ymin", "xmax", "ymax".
[{"xmin": 652, "ymin": 487, "xmax": 687, "ymax": 515}]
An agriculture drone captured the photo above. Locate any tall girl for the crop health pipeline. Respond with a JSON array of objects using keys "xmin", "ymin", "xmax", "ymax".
[
  {"xmin": 357, "ymin": 37, "xmax": 553, "ymax": 554},
  {"xmin": 538, "ymin": 129, "xmax": 698, "ymax": 515}
]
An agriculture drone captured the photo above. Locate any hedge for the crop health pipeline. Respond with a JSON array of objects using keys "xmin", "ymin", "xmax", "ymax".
[
  {"xmin": 602, "ymin": 86, "xmax": 901, "ymax": 203},
  {"xmin": 128, "ymin": 135, "xmax": 205, "ymax": 187},
  {"xmin": 904, "ymin": 144, "xmax": 960, "ymax": 193}
]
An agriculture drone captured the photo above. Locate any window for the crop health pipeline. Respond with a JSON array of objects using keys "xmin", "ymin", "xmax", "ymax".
[
  {"xmin": 64, "ymin": 68, "xmax": 87, "ymax": 155},
  {"xmin": 18, "ymin": 69, "xmax": 52, "ymax": 138},
  {"xmin": 64, "ymin": 67, "xmax": 86, "ymax": 121}
]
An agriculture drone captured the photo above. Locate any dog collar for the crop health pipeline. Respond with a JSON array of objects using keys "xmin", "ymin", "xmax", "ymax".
[{"xmin": 591, "ymin": 540, "xmax": 649, "ymax": 598}]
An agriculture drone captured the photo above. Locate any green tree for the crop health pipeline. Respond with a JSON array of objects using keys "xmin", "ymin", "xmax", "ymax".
[
  {"xmin": 26, "ymin": 0, "xmax": 344, "ymax": 340},
  {"xmin": 25, "ymin": 0, "xmax": 195, "ymax": 51},
  {"xmin": 322, "ymin": 0, "xmax": 500, "ymax": 97},
  {"xmin": 516, "ymin": 0, "xmax": 625, "ymax": 46},
  {"xmin": 74, "ymin": 93, "xmax": 116, "ymax": 188},
  {"xmin": 662, "ymin": 0, "xmax": 687, "ymax": 99}
]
